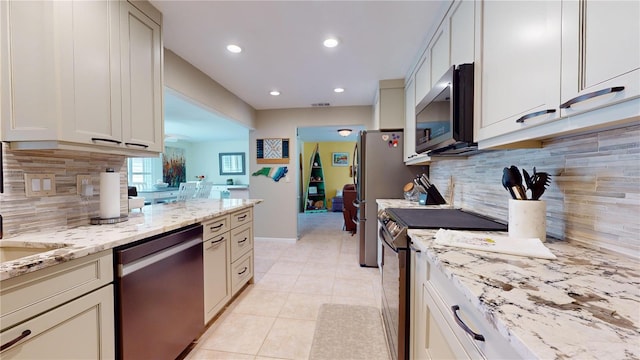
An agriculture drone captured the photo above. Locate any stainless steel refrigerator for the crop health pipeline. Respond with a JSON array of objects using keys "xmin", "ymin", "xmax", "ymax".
[{"xmin": 355, "ymin": 129, "xmax": 418, "ymax": 267}]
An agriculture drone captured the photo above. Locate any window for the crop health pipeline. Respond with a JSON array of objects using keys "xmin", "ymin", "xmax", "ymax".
[
  {"xmin": 127, "ymin": 156, "xmax": 162, "ymax": 190},
  {"xmin": 219, "ymin": 152, "xmax": 246, "ymax": 175}
]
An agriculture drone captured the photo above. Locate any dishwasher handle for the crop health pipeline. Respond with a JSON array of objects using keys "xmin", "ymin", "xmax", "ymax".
[{"xmin": 119, "ymin": 238, "xmax": 201, "ymax": 277}]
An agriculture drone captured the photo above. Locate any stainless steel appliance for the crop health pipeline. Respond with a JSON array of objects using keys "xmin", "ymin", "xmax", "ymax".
[
  {"xmin": 415, "ymin": 63, "xmax": 476, "ymax": 156},
  {"xmin": 355, "ymin": 129, "xmax": 417, "ymax": 267},
  {"xmin": 377, "ymin": 208, "xmax": 507, "ymax": 360},
  {"xmin": 114, "ymin": 224, "xmax": 204, "ymax": 360}
]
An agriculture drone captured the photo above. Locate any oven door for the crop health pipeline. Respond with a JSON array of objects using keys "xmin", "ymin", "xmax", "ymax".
[{"xmin": 379, "ymin": 224, "xmax": 409, "ymax": 360}]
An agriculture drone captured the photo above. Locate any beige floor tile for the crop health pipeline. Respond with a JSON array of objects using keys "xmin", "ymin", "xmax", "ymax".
[
  {"xmin": 253, "ymin": 272, "xmax": 299, "ymax": 292},
  {"xmin": 331, "ymin": 294, "xmax": 380, "ymax": 308},
  {"xmin": 300, "ymin": 261, "xmax": 337, "ymax": 277},
  {"xmin": 291, "ymin": 274, "xmax": 334, "ymax": 296},
  {"xmin": 198, "ymin": 313, "xmax": 275, "ymax": 355},
  {"xmin": 279, "ymin": 293, "xmax": 332, "ymax": 320},
  {"xmin": 257, "ymin": 318, "xmax": 316, "ymax": 360},
  {"xmin": 231, "ymin": 288, "xmax": 288, "ymax": 317},
  {"xmin": 184, "ymin": 348, "xmax": 254, "ymax": 360},
  {"xmin": 266, "ymin": 259, "xmax": 307, "ymax": 276},
  {"xmin": 333, "ymin": 277, "xmax": 376, "ymax": 300}
]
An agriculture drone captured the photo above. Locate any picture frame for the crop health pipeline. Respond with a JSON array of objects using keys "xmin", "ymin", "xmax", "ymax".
[
  {"xmin": 332, "ymin": 152, "xmax": 349, "ymax": 166},
  {"xmin": 257, "ymin": 138, "xmax": 290, "ymax": 164}
]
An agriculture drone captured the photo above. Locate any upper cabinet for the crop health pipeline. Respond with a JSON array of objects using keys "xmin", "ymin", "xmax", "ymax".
[
  {"xmin": 0, "ymin": 0, "xmax": 163, "ymax": 156},
  {"xmin": 403, "ymin": 76, "xmax": 416, "ymax": 161},
  {"xmin": 475, "ymin": 0, "xmax": 639, "ymax": 148},
  {"xmin": 373, "ymin": 79, "xmax": 405, "ymax": 130}
]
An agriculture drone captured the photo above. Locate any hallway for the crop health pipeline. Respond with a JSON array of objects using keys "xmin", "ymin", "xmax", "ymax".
[{"xmin": 185, "ymin": 211, "xmax": 384, "ymax": 359}]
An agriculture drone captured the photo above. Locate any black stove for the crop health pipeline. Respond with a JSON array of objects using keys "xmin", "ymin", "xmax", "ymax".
[{"xmin": 386, "ymin": 208, "xmax": 507, "ymax": 231}]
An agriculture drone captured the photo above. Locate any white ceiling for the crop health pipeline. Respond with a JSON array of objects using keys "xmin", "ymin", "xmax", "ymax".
[{"xmin": 154, "ymin": 0, "xmax": 450, "ymax": 142}]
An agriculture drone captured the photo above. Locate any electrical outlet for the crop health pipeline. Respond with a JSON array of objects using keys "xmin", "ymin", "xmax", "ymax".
[{"xmin": 77, "ymin": 175, "xmax": 92, "ymax": 195}]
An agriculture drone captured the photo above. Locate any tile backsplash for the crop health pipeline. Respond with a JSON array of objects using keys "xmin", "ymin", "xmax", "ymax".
[
  {"xmin": 0, "ymin": 144, "xmax": 127, "ymax": 237},
  {"xmin": 429, "ymin": 124, "xmax": 640, "ymax": 259},
  {"xmin": 1, "ymin": 124, "xmax": 639, "ymax": 259}
]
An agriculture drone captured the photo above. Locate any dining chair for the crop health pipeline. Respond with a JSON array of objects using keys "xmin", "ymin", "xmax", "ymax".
[
  {"xmin": 195, "ymin": 181, "xmax": 213, "ymax": 198},
  {"xmin": 176, "ymin": 182, "xmax": 197, "ymax": 201}
]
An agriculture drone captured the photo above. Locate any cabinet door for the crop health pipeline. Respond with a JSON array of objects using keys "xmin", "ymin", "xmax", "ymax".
[
  {"xmin": 204, "ymin": 234, "xmax": 230, "ymax": 323},
  {"xmin": 0, "ymin": 285, "xmax": 115, "ymax": 359},
  {"xmin": 561, "ymin": 0, "xmax": 639, "ymax": 116},
  {"xmin": 414, "ymin": 55, "xmax": 431, "ymax": 105},
  {"xmin": 430, "ymin": 26, "xmax": 449, "ymax": 85},
  {"xmin": 410, "ymin": 248, "xmax": 429, "ymax": 360},
  {"xmin": 0, "ymin": 1, "xmax": 58, "ymax": 141},
  {"xmin": 475, "ymin": 0, "xmax": 561, "ymax": 141},
  {"xmin": 404, "ymin": 76, "xmax": 416, "ymax": 161},
  {"xmin": 121, "ymin": 2, "xmax": 163, "ymax": 152},
  {"xmin": 449, "ymin": 0, "xmax": 474, "ymax": 66},
  {"xmin": 58, "ymin": 0, "xmax": 122, "ymax": 146}
]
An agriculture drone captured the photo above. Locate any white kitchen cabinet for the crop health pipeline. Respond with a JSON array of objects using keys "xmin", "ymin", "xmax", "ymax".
[
  {"xmin": 414, "ymin": 55, "xmax": 431, "ymax": 107},
  {"xmin": 374, "ymin": 79, "xmax": 405, "ymax": 130},
  {"xmin": 0, "ymin": 0, "xmax": 163, "ymax": 156},
  {"xmin": 404, "ymin": 76, "xmax": 417, "ymax": 161},
  {"xmin": 560, "ymin": 0, "xmax": 639, "ymax": 117},
  {"xmin": 203, "ymin": 215, "xmax": 231, "ymax": 323},
  {"xmin": 0, "ymin": 285, "xmax": 115, "ymax": 359},
  {"xmin": 474, "ymin": 0, "xmax": 562, "ymax": 142},
  {"xmin": 448, "ymin": 0, "xmax": 475, "ymax": 67},
  {"xmin": 410, "ymin": 240, "xmax": 523, "ymax": 359},
  {"xmin": 230, "ymin": 207, "xmax": 254, "ymax": 296},
  {"xmin": 0, "ymin": 251, "xmax": 114, "ymax": 358}
]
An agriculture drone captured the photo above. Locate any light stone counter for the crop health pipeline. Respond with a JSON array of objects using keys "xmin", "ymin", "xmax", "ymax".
[
  {"xmin": 0, "ymin": 198, "xmax": 262, "ymax": 281},
  {"xmin": 376, "ymin": 199, "xmax": 639, "ymax": 359}
]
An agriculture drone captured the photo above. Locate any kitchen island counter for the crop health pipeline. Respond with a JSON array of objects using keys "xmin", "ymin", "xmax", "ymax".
[
  {"xmin": 0, "ymin": 198, "xmax": 262, "ymax": 281},
  {"xmin": 376, "ymin": 199, "xmax": 639, "ymax": 359}
]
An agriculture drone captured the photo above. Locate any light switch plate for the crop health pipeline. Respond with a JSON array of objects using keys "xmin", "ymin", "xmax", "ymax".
[{"xmin": 24, "ymin": 174, "xmax": 56, "ymax": 197}]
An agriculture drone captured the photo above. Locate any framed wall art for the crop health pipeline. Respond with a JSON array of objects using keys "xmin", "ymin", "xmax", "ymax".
[
  {"xmin": 332, "ymin": 152, "xmax": 349, "ymax": 166},
  {"xmin": 257, "ymin": 138, "xmax": 290, "ymax": 164}
]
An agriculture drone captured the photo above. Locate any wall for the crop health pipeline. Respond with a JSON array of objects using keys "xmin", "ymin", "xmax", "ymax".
[
  {"xmin": 251, "ymin": 106, "xmax": 374, "ymax": 240},
  {"xmin": 190, "ymin": 140, "xmax": 250, "ymax": 185},
  {"xmin": 0, "ymin": 143, "xmax": 127, "ymax": 237},
  {"xmin": 427, "ymin": 124, "xmax": 640, "ymax": 258},
  {"xmin": 164, "ymin": 49, "xmax": 256, "ymax": 130},
  {"xmin": 302, "ymin": 141, "xmax": 356, "ymax": 210}
]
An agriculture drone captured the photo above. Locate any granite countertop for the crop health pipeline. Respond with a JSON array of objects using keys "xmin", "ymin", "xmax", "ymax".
[
  {"xmin": 0, "ymin": 198, "xmax": 262, "ymax": 281},
  {"xmin": 377, "ymin": 199, "xmax": 640, "ymax": 359}
]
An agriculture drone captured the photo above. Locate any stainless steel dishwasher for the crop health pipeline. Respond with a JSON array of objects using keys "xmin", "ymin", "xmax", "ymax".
[{"xmin": 114, "ymin": 224, "xmax": 204, "ymax": 360}]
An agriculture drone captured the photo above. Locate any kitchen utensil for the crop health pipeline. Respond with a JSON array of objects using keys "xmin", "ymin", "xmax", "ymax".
[
  {"xmin": 502, "ymin": 167, "xmax": 526, "ymax": 200},
  {"xmin": 502, "ymin": 167, "xmax": 517, "ymax": 199},
  {"xmin": 523, "ymin": 167, "xmax": 551, "ymax": 200}
]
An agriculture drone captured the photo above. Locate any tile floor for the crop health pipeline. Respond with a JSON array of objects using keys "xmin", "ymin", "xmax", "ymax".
[{"xmin": 185, "ymin": 211, "xmax": 384, "ymax": 360}]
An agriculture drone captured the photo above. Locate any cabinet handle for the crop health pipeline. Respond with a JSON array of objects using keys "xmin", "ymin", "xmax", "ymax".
[
  {"xmin": 236, "ymin": 214, "xmax": 247, "ymax": 221},
  {"xmin": 560, "ymin": 86, "xmax": 625, "ymax": 109},
  {"xmin": 409, "ymin": 244, "xmax": 421, "ymax": 253},
  {"xmin": 1, "ymin": 329, "xmax": 32, "ymax": 351},
  {"xmin": 210, "ymin": 237, "xmax": 225, "ymax": 245},
  {"xmin": 91, "ymin": 137, "xmax": 121, "ymax": 145},
  {"xmin": 238, "ymin": 266, "xmax": 248, "ymax": 275},
  {"xmin": 451, "ymin": 305, "xmax": 485, "ymax": 341},
  {"xmin": 124, "ymin": 142, "xmax": 149, "ymax": 149},
  {"xmin": 515, "ymin": 109, "xmax": 556, "ymax": 123},
  {"xmin": 238, "ymin": 237, "xmax": 247, "ymax": 244},
  {"xmin": 210, "ymin": 223, "xmax": 224, "ymax": 231}
]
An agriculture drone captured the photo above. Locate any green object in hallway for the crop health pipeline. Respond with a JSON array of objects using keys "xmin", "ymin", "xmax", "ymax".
[
  {"xmin": 226, "ymin": 178, "xmax": 234, "ymax": 185},
  {"xmin": 252, "ymin": 167, "xmax": 272, "ymax": 177}
]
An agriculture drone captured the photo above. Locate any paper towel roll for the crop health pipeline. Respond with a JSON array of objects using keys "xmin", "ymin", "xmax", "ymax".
[{"xmin": 100, "ymin": 170, "xmax": 120, "ymax": 219}]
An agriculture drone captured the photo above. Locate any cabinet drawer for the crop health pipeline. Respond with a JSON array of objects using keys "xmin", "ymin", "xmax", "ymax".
[
  {"xmin": 230, "ymin": 223, "xmax": 252, "ymax": 262},
  {"xmin": 231, "ymin": 251, "xmax": 253, "ymax": 295},
  {"xmin": 230, "ymin": 208, "xmax": 252, "ymax": 229},
  {"xmin": 0, "ymin": 285, "xmax": 114, "ymax": 358},
  {"xmin": 0, "ymin": 251, "xmax": 113, "ymax": 330},
  {"xmin": 203, "ymin": 216, "xmax": 230, "ymax": 239}
]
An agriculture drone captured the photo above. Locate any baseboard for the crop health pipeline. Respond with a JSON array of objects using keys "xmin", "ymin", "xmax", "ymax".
[{"xmin": 255, "ymin": 236, "xmax": 297, "ymax": 244}]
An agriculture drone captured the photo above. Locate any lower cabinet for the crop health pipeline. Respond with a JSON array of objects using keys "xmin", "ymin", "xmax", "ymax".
[
  {"xmin": 202, "ymin": 206, "xmax": 254, "ymax": 323},
  {"xmin": 0, "ymin": 251, "xmax": 114, "ymax": 358},
  {"xmin": 410, "ymin": 242, "xmax": 522, "ymax": 359},
  {"xmin": 0, "ymin": 285, "xmax": 114, "ymax": 359}
]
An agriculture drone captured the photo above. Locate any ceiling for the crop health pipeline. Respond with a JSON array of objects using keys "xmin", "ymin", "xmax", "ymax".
[{"xmin": 155, "ymin": 0, "xmax": 450, "ymax": 142}]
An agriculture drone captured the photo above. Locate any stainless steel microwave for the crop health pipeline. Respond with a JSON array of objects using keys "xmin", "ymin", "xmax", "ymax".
[{"xmin": 415, "ymin": 63, "xmax": 475, "ymax": 155}]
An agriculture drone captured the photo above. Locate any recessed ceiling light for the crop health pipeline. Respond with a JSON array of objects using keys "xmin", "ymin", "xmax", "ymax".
[
  {"xmin": 270, "ymin": 90, "xmax": 280, "ymax": 96},
  {"xmin": 323, "ymin": 38, "xmax": 339, "ymax": 48},
  {"xmin": 334, "ymin": 87, "xmax": 345, "ymax": 93},
  {"xmin": 226, "ymin": 44, "xmax": 242, "ymax": 53}
]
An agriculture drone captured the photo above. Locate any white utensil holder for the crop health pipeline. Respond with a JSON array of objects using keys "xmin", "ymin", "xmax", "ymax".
[{"xmin": 508, "ymin": 199, "xmax": 547, "ymax": 242}]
